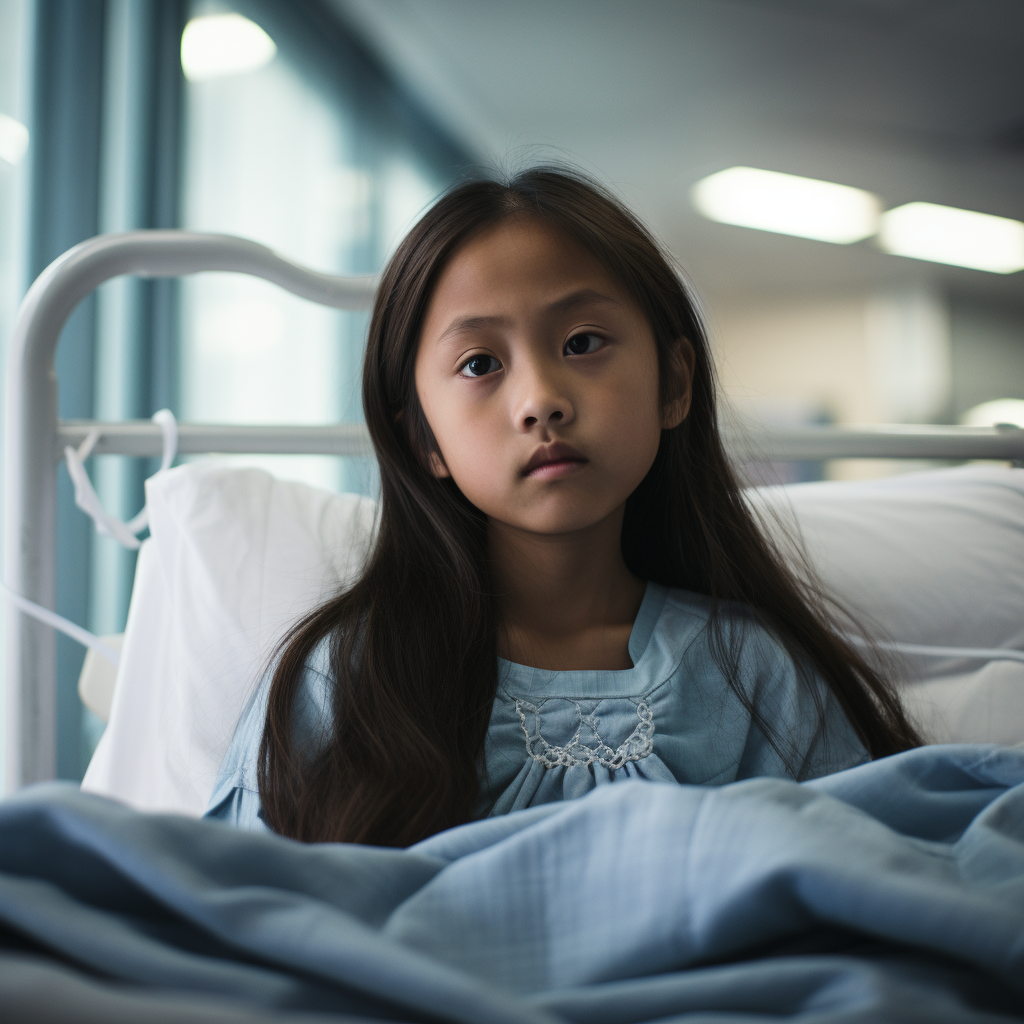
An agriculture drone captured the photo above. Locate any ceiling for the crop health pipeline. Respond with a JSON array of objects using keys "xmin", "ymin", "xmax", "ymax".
[{"xmin": 331, "ymin": 0, "xmax": 1024, "ymax": 307}]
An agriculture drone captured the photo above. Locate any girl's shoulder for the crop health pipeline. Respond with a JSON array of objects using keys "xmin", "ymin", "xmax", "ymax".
[
  {"xmin": 656, "ymin": 585, "xmax": 869, "ymax": 778},
  {"xmin": 657, "ymin": 585, "xmax": 794, "ymax": 670}
]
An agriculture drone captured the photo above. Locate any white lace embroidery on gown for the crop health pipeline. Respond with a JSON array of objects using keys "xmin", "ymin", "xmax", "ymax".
[{"xmin": 515, "ymin": 698, "xmax": 655, "ymax": 770}]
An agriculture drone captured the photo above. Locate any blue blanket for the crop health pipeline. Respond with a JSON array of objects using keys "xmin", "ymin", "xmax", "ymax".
[{"xmin": 1, "ymin": 744, "xmax": 1023, "ymax": 1023}]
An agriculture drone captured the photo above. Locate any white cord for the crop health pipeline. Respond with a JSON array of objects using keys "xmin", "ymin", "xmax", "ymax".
[
  {"xmin": 0, "ymin": 581, "xmax": 120, "ymax": 666},
  {"xmin": 64, "ymin": 409, "xmax": 178, "ymax": 550},
  {"xmin": 0, "ymin": 410, "xmax": 179, "ymax": 667},
  {"xmin": 847, "ymin": 635, "xmax": 1024, "ymax": 665}
]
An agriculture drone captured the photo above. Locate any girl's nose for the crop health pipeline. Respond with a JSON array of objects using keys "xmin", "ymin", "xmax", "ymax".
[{"xmin": 515, "ymin": 365, "xmax": 575, "ymax": 432}]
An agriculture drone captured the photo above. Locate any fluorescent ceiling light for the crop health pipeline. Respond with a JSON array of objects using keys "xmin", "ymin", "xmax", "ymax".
[
  {"xmin": 879, "ymin": 202, "xmax": 1024, "ymax": 274},
  {"xmin": 960, "ymin": 398, "xmax": 1024, "ymax": 429},
  {"xmin": 181, "ymin": 14, "xmax": 276, "ymax": 82},
  {"xmin": 0, "ymin": 113, "xmax": 29, "ymax": 165},
  {"xmin": 691, "ymin": 166, "xmax": 880, "ymax": 244}
]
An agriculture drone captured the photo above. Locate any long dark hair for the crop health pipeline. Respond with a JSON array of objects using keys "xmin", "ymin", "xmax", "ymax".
[{"xmin": 258, "ymin": 167, "xmax": 921, "ymax": 846}]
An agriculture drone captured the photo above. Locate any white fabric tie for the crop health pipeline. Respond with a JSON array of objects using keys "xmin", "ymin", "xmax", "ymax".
[
  {"xmin": 64, "ymin": 409, "xmax": 178, "ymax": 550},
  {"xmin": 0, "ymin": 581, "xmax": 121, "ymax": 666}
]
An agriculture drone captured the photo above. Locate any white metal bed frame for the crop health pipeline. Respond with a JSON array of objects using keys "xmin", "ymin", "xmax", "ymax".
[{"xmin": 6, "ymin": 230, "xmax": 1024, "ymax": 792}]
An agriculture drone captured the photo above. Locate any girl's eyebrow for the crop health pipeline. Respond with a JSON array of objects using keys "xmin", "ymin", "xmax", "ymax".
[
  {"xmin": 548, "ymin": 288, "xmax": 619, "ymax": 314},
  {"xmin": 437, "ymin": 314, "xmax": 510, "ymax": 345},
  {"xmin": 436, "ymin": 289, "xmax": 619, "ymax": 346}
]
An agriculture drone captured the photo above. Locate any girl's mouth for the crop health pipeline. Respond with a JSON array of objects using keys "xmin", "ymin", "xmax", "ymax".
[
  {"xmin": 527, "ymin": 459, "xmax": 587, "ymax": 480},
  {"xmin": 522, "ymin": 442, "xmax": 588, "ymax": 478}
]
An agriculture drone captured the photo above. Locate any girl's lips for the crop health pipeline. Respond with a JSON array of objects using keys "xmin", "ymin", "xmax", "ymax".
[
  {"xmin": 522, "ymin": 442, "xmax": 588, "ymax": 478},
  {"xmin": 526, "ymin": 458, "xmax": 587, "ymax": 480}
]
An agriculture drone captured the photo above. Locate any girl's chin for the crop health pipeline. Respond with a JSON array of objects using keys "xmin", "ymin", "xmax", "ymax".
[{"xmin": 487, "ymin": 505, "xmax": 625, "ymax": 539}]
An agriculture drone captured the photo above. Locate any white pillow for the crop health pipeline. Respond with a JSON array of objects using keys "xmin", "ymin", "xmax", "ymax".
[
  {"xmin": 752, "ymin": 465, "xmax": 1024, "ymax": 749},
  {"xmin": 899, "ymin": 662, "xmax": 1024, "ymax": 748},
  {"xmin": 751, "ymin": 464, "xmax": 1024, "ymax": 665},
  {"xmin": 83, "ymin": 463, "xmax": 1024, "ymax": 815},
  {"xmin": 82, "ymin": 463, "xmax": 376, "ymax": 815}
]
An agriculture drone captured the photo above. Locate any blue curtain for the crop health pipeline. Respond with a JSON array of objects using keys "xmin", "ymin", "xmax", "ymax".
[
  {"xmin": 26, "ymin": 0, "xmax": 184, "ymax": 779},
  {"xmin": 27, "ymin": 0, "xmax": 106, "ymax": 781}
]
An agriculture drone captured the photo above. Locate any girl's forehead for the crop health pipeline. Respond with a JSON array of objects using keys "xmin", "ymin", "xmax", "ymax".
[
  {"xmin": 453, "ymin": 215, "xmax": 603, "ymax": 271},
  {"xmin": 426, "ymin": 216, "xmax": 627, "ymax": 317}
]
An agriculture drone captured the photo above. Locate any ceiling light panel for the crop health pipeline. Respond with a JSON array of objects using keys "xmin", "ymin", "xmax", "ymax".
[
  {"xmin": 180, "ymin": 14, "xmax": 277, "ymax": 82},
  {"xmin": 691, "ymin": 167, "xmax": 880, "ymax": 244},
  {"xmin": 961, "ymin": 398, "xmax": 1024, "ymax": 428},
  {"xmin": 879, "ymin": 202, "xmax": 1024, "ymax": 274}
]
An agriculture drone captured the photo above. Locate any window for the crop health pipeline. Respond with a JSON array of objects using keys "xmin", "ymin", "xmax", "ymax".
[{"xmin": 179, "ymin": 2, "xmax": 464, "ymax": 495}]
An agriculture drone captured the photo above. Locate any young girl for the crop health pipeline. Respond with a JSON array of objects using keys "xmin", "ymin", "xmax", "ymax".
[{"xmin": 206, "ymin": 168, "xmax": 921, "ymax": 846}]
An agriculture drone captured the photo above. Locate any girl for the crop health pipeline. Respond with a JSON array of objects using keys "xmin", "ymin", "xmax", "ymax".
[{"xmin": 206, "ymin": 168, "xmax": 921, "ymax": 846}]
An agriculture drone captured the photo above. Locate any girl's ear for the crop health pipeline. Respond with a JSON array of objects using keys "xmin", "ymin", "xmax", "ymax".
[{"xmin": 661, "ymin": 336, "xmax": 696, "ymax": 430}]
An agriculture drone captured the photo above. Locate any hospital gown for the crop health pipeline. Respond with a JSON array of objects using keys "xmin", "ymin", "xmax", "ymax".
[{"xmin": 205, "ymin": 582, "xmax": 870, "ymax": 831}]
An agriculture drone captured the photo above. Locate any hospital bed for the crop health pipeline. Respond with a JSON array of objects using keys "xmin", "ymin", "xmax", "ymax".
[
  {"xmin": 4, "ymin": 232, "xmax": 1024, "ymax": 1024},
  {"xmin": 5, "ymin": 230, "xmax": 1024, "ymax": 801}
]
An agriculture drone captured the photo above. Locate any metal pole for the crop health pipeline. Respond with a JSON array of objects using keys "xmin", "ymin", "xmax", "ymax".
[
  {"xmin": 54, "ymin": 419, "xmax": 1024, "ymax": 462},
  {"xmin": 58, "ymin": 420, "xmax": 376, "ymax": 458},
  {"xmin": 720, "ymin": 422, "xmax": 1024, "ymax": 463}
]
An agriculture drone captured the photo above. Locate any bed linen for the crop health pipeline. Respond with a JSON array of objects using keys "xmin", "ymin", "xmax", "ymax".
[{"xmin": 4, "ymin": 743, "xmax": 1024, "ymax": 1023}]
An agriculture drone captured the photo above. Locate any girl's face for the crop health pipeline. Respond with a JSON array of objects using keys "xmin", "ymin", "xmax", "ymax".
[{"xmin": 414, "ymin": 216, "xmax": 688, "ymax": 538}]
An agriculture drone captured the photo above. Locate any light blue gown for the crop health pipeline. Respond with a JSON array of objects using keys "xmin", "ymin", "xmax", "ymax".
[{"xmin": 205, "ymin": 583, "xmax": 869, "ymax": 831}]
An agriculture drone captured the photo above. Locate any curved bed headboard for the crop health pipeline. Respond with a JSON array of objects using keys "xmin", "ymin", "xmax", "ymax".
[{"xmin": 4, "ymin": 231, "xmax": 377, "ymax": 790}]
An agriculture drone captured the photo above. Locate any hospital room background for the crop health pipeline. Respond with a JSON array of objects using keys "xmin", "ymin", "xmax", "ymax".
[{"xmin": 0, "ymin": 0, "xmax": 1021, "ymax": 791}]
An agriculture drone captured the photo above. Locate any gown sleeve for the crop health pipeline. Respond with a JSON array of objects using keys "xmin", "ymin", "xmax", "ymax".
[{"xmin": 204, "ymin": 639, "xmax": 335, "ymax": 831}]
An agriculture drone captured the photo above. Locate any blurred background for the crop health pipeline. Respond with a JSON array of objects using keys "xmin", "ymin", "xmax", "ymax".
[{"xmin": 0, "ymin": 0, "xmax": 1022, "ymax": 779}]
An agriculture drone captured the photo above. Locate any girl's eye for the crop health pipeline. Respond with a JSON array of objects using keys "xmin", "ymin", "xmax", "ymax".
[
  {"xmin": 564, "ymin": 333, "xmax": 604, "ymax": 356},
  {"xmin": 459, "ymin": 354, "xmax": 501, "ymax": 378}
]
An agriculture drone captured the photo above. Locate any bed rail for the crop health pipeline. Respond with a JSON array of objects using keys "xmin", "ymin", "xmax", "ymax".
[
  {"xmin": 54, "ymin": 418, "xmax": 1024, "ymax": 462},
  {"xmin": 6, "ymin": 229, "xmax": 1024, "ymax": 791}
]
